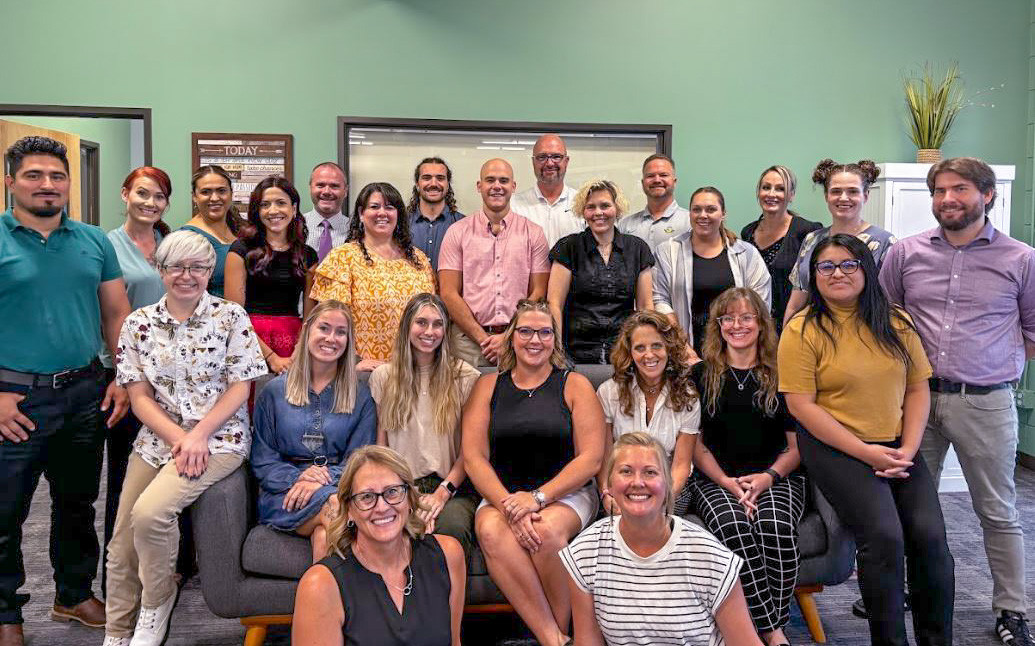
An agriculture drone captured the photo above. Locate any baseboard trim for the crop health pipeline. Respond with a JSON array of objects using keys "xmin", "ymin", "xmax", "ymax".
[{"xmin": 1020, "ymin": 452, "xmax": 1035, "ymax": 471}]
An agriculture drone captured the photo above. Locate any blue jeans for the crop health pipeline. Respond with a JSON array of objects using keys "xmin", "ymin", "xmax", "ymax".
[{"xmin": 0, "ymin": 369, "xmax": 106, "ymax": 624}]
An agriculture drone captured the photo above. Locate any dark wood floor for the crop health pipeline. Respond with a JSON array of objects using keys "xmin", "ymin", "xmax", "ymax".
[{"xmin": 15, "ymin": 461, "xmax": 1035, "ymax": 645}]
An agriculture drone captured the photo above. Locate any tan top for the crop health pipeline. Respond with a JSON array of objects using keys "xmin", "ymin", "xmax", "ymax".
[
  {"xmin": 778, "ymin": 304, "xmax": 931, "ymax": 442},
  {"xmin": 369, "ymin": 360, "xmax": 482, "ymax": 479}
]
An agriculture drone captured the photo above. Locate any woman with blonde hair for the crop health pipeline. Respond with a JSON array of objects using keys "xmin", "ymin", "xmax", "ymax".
[
  {"xmin": 250, "ymin": 300, "xmax": 376, "ymax": 563},
  {"xmin": 689, "ymin": 287, "xmax": 805, "ymax": 646},
  {"xmin": 292, "ymin": 445, "xmax": 466, "ymax": 646},
  {"xmin": 547, "ymin": 179, "xmax": 655, "ymax": 363},
  {"xmin": 561, "ymin": 432, "xmax": 763, "ymax": 646},
  {"xmin": 463, "ymin": 299, "xmax": 606, "ymax": 646},
  {"xmin": 596, "ymin": 310, "xmax": 699, "ymax": 515},
  {"xmin": 370, "ymin": 293, "xmax": 481, "ymax": 558}
]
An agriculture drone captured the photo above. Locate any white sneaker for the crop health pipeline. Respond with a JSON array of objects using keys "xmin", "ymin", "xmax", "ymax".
[
  {"xmin": 128, "ymin": 593, "xmax": 176, "ymax": 646},
  {"xmin": 103, "ymin": 637, "xmax": 131, "ymax": 646}
]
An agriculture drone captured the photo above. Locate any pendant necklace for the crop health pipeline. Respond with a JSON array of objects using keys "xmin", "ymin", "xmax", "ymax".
[
  {"xmin": 386, "ymin": 565, "xmax": 414, "ymax": 596},
  {"xmin": 728, "ymin": 367, "xmax": 753, "ymax": 391}
]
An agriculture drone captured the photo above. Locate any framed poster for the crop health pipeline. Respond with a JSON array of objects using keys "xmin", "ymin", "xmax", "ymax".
[{"xmin": 191, "ymin": 132, "xmax": 293, "ymax": 210}]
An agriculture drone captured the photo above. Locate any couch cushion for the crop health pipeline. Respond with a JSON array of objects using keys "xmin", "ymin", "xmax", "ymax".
[
  {"xmin": 242, "ymin": 525, "xmax": 313, "ymax": 580},
  {"xmin": 797, "ymin": 511, "xmax": 827, "ymax": 557}
]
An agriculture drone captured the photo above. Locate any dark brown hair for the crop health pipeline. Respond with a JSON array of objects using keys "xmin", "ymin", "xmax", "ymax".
[
  {"xmin": 190, "ymin": 164, "xmax": 247, "ymax": 236},
  {"xmin": 811, "ymin": 159, "xmax": 880, "ymax": 192},
  {"xmin": 241, "ymin": 176, "xmax": 310, "ymax": 278},
  {"xmin": 407, "ymin": 157, "xmax": 458, "ymax": 216},
  {"xmin": 926, "ymin": 157, "xmax": 997, "ymax": 214}
]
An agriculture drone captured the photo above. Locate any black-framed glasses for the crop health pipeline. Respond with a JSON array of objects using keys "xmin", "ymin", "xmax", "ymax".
[
  {"xmin": 533, "ymin": 153, "xmax": 566, "ymax": 163},
  {"xmin": 717, "ymin": 314, "xmax": 758, "ymax": 328},
  {"xmin": 162, "ymin": 264, "xmax": 212, "ymax": 277},
  {"xmin": 515, "ymin": 326, "xmax": 554, "ymax": 341},
  {"xmin": 815, "ymin": 259, "xmax": 862, "ymax": 276},
  {"xmin": 348, "ymin": 484, "xmax": 409, "ymax": 511}
]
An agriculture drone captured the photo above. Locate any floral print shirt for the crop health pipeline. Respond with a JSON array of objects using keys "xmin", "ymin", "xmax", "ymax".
[{"xmin": 116, "ymin": 292, "xmax": 268, "ymax": 467}]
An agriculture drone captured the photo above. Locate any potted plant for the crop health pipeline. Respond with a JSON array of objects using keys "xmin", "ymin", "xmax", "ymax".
[{"xmin": 903, "ymin": 62, "xmax": 965, "ymax": 163}]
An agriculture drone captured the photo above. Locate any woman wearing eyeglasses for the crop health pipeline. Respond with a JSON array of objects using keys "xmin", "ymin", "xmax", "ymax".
[
  {"xmin": 689, "ymin": 287, "xmax": 805, "ymax": 646},
  {"xmin": 105, "ymin": 231, "xmax": 268, "ymax": 646},
  {"xmin": 293, "ymin": 445, "xmax": 466, "ymax": 646},
  {"xmin": 463, "ymin": 299, "xmax": 606, "ymax": 646},
  {"xmin": 779, "ymin": 235, "xmax": 954, "ymax": 646},
  {"xmin": 250, "ymin": 300, "xmax": 377, "ymax": 563}
]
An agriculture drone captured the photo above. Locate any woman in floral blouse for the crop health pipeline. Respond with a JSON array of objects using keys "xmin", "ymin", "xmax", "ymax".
[
  {"xmin": 104, "ymin": 230, "xmax": 267, "ymax": 646},
  {"xmin": 309, "ymin": 182, "xmax": 435, "ymax": 371}
]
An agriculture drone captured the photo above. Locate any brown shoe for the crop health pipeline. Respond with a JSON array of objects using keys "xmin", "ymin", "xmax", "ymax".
[
  {"xmin": 0, "ymin": 624, "xmax": 24, "ymax": 646},
  {"xmin": 51, "ymin": 595, "xmax": 105, "ymax": 628}
]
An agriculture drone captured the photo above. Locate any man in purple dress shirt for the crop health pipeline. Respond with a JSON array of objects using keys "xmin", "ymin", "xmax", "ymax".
[{"xmin": 880, "ymin": 157, "xmax": 1035, "ymax": 646}]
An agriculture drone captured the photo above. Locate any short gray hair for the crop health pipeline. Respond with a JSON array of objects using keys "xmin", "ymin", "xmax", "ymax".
[{"xmin": 155, "ymin": 230, "xmax": 216, "ymax": 269}]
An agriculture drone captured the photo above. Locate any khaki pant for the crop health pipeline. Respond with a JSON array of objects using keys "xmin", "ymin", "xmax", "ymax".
[
  {"xmin": 454, "ymin": 330, "xmax": 493, "ymax": 367},
  {"xmin": 104, "ymin": 452, "xmax": 243, "ymax": 637}
]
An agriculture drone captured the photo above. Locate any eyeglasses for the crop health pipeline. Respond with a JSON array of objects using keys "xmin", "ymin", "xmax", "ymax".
[
  {"xmin": 717, "ymin": 314, "xmax": 758, "ymax": 328},
  {"xmin": 533, "ymin": 153, "xmax": 566, "ymax": 163},
  {"xmin": 515, "ymin": 326, "xmax": 554, "ymax": 341},
  {"xmin": 348, "ymin": 484, "xmax": 409, "ymax": 511},
  {"xmin": 162, "ymin": 264, "xmax": 212, "ymax": 277},
  {"xmin": 815, "ymin": 259, "xmax": 862, "ymax": 276}
]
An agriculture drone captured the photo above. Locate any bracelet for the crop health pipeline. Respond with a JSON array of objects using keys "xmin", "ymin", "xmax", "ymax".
[
  {"xmin": 263, "ymin": 350, "xmax": 274, "ymax": 360},
  {"xmin": 764, "ymin": 468, "xmax": 783, "ymax": 484}
]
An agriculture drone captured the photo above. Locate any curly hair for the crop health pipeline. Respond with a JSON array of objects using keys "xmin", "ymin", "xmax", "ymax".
[
  {"xmin": 5, "ymin": 135, "xmax": 69, "ymax": 174},
  {"xmin": 572, "ymin": 179, "xmax": 630, "ymax": 219},
  {"xmin": 812, "ymin": 158, "xmax": 881, "ymax": 192},
  {"xmin": 406, "ymin": 157, "xmax": 458, "ymax": 216},
  {"xmin": 609, "ymin": 311, "xmax": 697, "ymax": 418},
  {"xmin": 347, "ymin": 182, "xmax": 424, "ymax": 269}
]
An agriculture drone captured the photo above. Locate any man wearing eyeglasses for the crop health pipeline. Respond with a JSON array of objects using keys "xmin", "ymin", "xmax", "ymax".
[
  {"xmin": 511, "ymin": 134, "xmax": 582, "ymax": 248},
  {"xmin": 0, "ymin": 136, "xmax": 131, "ymax": 646},
  {"xmin": 880, "ymin": 157, "xmax": 1035, "ymax": 646}
]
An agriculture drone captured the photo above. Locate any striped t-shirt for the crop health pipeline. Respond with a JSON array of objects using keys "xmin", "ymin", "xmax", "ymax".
[{"xmin": 560, "ymin": 515, "xmax": 742, "ymax": 646}]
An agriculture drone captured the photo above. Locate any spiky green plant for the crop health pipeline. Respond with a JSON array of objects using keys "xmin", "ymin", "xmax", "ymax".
[{"xmin": 903, "ymin": 63, "xmax": 966, "ymax": 149}]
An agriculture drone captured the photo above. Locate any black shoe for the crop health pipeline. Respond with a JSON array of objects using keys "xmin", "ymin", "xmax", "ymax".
[
  {"xmin": 851, "ymin": 594, "xmax": 911, "ymax": 619},
  {"xmin": 996, "ymin": 611, "xmax": 1034, "ymax": 645}
]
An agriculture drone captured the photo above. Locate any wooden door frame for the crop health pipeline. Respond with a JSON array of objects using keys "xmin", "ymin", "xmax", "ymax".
[{"xmin": 0, "ymin": 104, "xmax": 152, "ymax": 164}]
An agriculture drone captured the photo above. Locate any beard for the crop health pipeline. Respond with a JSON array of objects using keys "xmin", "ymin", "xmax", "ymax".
[
  {"xmin": 26, "ymin": 204, "xmax": 63, "ymax": 217},
  {"xmin": 935, "ymin": 202, "xmax": 984, "ymax": 231}
]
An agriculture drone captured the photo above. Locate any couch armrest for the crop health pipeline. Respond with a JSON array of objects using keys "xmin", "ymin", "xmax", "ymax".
[
  {"xmin": 191, "ymin": 466, "xmax": 252, "ymax": 617},
  {"xmin": 808, "ymin": 480, "xmax": 856, "ymax": 586}
]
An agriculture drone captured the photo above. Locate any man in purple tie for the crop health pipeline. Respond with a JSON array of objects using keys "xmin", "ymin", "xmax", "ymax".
[{"xmin": 302, "ymin": 162, "xmax": 349, "ymax": 261}]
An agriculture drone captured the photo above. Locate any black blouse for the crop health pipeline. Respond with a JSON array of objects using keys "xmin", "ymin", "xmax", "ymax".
[
  {"xmin": 741, "ymin": 214, "xmax": 822, "ymax": 330},
  {"xmin": 550, "ymin": 230, "xmax": 654, "ymax": 364},
  {"xmin": 229, "ymin": 241, "xmax": 318, "ymax": 316}
]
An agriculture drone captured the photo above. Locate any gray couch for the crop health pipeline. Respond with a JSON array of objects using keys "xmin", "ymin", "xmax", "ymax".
[{"xmin": 192, "ymin": 365, "xmax": 854, "ymax": 645}]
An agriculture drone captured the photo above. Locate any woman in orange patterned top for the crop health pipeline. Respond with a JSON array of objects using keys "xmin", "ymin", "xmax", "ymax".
[{"xmin": 310, "ymin": 182, "xmax": 435, "ymax": 371}]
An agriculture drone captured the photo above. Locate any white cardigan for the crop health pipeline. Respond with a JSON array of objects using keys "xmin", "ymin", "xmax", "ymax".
[{"xmin": 652, "ymin": 232, "xmax": 771, "ymax": 347}]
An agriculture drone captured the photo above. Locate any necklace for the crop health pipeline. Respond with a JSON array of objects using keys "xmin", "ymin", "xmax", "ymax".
[
  {"xmin": 728, "ymin": 367, "xmax": 754, "ymax": 391},
  {"xmin": 639, "ymin": 380, "xmax": 662, "ymax": 396},
  {"xmin": 355, "ymin": 543, "xmax": 414, "ymax": 596}
]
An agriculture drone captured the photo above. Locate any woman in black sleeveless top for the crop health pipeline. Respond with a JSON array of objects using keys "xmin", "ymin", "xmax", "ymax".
[
  {"xmin": 463, "ymin": 299, "xmax": 607, "ymax": 646},
  {"xmin": 292, "ymin": 445, "xmax": 466, "ymax": 646}
]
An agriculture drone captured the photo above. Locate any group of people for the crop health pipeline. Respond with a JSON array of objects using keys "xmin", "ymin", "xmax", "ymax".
[{"xmin": 0, "ymin": 131, "xmax": 1031, "ymax": 646}]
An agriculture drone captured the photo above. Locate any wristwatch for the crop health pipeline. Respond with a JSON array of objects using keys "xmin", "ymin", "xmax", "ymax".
[
  {"xmin": 764, "ymin": 468, "xmax": 783, "ymax": 484},
  {"xmin": 532, "ymin": 489, "xmax": 547, "ymax": 509},
  {"xmin": 439, "ymin": 480, "xmax": 457, "ymax": 498}
]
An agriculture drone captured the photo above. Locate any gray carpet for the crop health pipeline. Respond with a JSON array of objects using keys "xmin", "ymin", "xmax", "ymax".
[{"xmin": 16, "ymin": 461, "xmax": 1035, "ymax": 645}]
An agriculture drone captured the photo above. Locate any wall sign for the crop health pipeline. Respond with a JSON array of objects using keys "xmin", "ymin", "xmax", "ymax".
[{"xmin": 191, "ymin": 132, "xmax": 293, "ymax": 210}]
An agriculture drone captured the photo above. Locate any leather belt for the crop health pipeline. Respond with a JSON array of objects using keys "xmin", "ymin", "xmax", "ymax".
[
  {"xmin": 928, "ymin": 377, "xmax": 1013, "ymax": 395},
  {"xmin": 483, "ymin": 324, "xmax": 508, "ymax": 335},
  {"xmin": 0, "ymin": 359, "xmax": 102, "ymax": 389}
]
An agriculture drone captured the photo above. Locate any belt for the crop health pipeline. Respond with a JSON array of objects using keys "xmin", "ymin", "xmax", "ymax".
[
  {"xmin": 286, "ymin": 456, "xmax": 342, "ymax": 467},
  {"xmin": 483, "ymin": 324, "xmax": 508, "ymax": 335},
  {"xmin": 0, "ymin": 359, "xmax": 102, "ymax": 389},
  {"xmin": 928, "ymin": 377, "xmax": 1013, "ymax": 395}
]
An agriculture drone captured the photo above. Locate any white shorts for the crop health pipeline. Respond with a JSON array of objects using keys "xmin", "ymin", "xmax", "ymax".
[{"xmin": 478, "ymin": 482, "xmax": 600, "ymax": 531}]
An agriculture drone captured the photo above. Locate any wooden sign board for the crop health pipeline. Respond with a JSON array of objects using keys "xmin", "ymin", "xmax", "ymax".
[{"xmin": 191, "ymin": 132, "xmax": 293, "ymax": 211}]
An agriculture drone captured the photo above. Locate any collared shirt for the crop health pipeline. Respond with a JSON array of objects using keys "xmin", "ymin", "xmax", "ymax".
[
  {"xmin": 512, "ymin": 185, "xmax": 583, "ymax": 248},
  {"xmin": 597, "ymin": 379, "xmax": 700, "ymax": 457},
  {"xmin": 616, "ymin": 200, "xmax": 691, "ymax": 252},
  {"xmin": 879, "ymin": 219, "xmax": 1035, "ymax": 385},
  {"xmin": 0, "ymin": 210, "xmax": 122, "ymax": 373},
  {"xmin": 303, "ymin": 209, "xmax": 350, "ymax": 253},
  {"xmin": 115, "ymin": 292, "xmax": 267, "ymax": 467},
  {"xmin": 409, "ymin": 206, "xmax": 465, "ymax": 272},
  {"xmin": 550, "ymin": 230, "xmax": 654, "ymax": 363},
  {"xmin": 437, "ymin": 210, "xmax": 550, "ymax": 327}
]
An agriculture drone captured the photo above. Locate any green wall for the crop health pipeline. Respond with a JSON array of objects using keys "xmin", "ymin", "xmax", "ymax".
[
  {"xmin": 1020, "ymin": 0, "xmax": 1035, "ymax": 459},
  {"xmin": 4, "ymin": 0, "xmax": 1030, "ymax": 236},
  {"xmin": 4, "ymin": 116, "xmax": 132, "ymax": 231}
]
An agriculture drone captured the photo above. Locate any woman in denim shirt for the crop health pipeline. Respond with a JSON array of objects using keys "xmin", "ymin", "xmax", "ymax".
[{"xmin": 251, "ymin": 300, "xmax": 377, "ymax": 562}]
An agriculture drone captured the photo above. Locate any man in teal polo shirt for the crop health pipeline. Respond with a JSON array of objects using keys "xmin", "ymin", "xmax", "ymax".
[{"xmin": 0, "ymin": 136, "xmax": 130, "ymax": 646}]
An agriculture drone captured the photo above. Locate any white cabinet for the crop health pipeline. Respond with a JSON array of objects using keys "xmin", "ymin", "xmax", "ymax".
[{"xmin": 863, "ymin": 162, "xmax": 1015, "ymax": 493}]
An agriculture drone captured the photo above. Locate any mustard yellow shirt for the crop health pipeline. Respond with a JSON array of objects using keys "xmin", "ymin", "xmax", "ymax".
[
  {"xmin": 311, "ymin": 242, "xmax": 435, "ymax": 361},
  {"xmin": 778, "ymin": 304, "xmax": 931, "ymax": 442}
]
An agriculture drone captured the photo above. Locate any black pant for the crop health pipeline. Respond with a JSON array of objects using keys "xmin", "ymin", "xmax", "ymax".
[
  {"xmin": 797, "ymin": 428, "xmax": 954, "ymax": 646},
  {"xmin": 0, "ymin": 371, "xmax": 106, "ymax": 624},
  {"xmin": 102, "ymin": 401, "xmax": 141, "ymax": 599}
]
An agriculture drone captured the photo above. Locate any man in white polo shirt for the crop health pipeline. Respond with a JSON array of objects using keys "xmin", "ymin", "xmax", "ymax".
[{"xmin": 511, "ymin": 134, "xmax": 583, "ymax": 247}]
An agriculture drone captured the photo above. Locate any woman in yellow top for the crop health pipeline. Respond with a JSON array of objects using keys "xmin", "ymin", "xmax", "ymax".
[
  {"xmin": 310, "ymin": 182, "xmax": 435, "ymax": 371},
  {"xmin": 778, "ymin": 234, "xmax": 953, "ymax": 646}
]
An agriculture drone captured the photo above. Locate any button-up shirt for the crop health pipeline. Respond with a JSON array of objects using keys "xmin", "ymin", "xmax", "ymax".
[
  {"xmin": 437, "ymin": 210, "xmax": 550, "ymax": 327},
  {"xmin": 303, "ymin": 209, "xmax": 350, "ymax": 253},
  {"xmin": 879, "ymin": 219, "xmax": 1035, "ymax": 386},
  {"xmin": 409, "ymin": 207, "xmax": 465, "ymax": 272},
  {"xmin": 115, "ymin": 292, "xmax": 268, "ymax": 467},
  {"xmin": 512, "ymin": 185, "xmax": 583, "ymax": 248},
  {"xmin": 616, "ymin": 200, "xmax": 691, "ymax": 252}
]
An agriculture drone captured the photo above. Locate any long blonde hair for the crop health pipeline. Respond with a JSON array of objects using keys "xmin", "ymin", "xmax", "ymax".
[
  {"xmin": 496, "ymin": 299, "xmax": 572, "ymax": 373},
  {"xmin": 326, "ymin": 445, "xmax": 426, "ymax": 557},
  {"xmin": 699, "ymin": 288, "xmax": 779, "ymax": 416},
  {"xmin": 379, "ymin": 294, "xmax": 466, "ymax": 437},
  {"xmin": 285, "ymin": 300, "xmax": 358, "ymax": 414},
  {"xmin": 605, "ymin": 432, "xmax": 674, "ymax": 516}
]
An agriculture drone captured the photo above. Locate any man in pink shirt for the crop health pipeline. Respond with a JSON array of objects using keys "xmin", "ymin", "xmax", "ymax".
[{"xmin": 438, "ymin": 158, "xmax": 550, "ymax": 365}]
